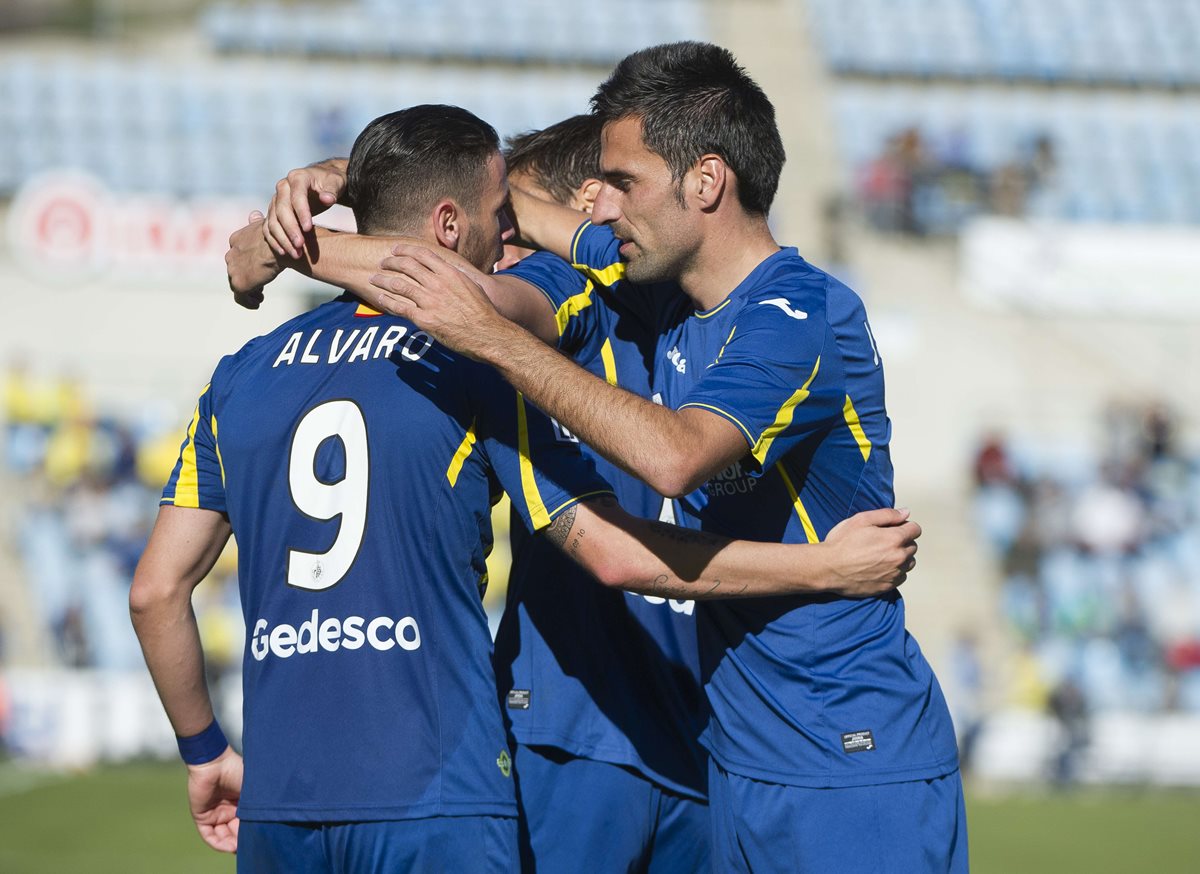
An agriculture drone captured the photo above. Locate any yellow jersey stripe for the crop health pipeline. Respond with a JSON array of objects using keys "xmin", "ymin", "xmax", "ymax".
[
  {"xmin": 445, "ymin": 420, "xmax": 478, "ymax": 487},
  {"xmin": 713, "ymin": 325, "xmax": 737, "ymax": 367},
  {"xmin": 776, "ymin": 463, "xmax": 819, "ymax": 543},
  {"xmin": 751, "ymin": 357, "xmax": 821, "ymax": 465},
  {"xmin": 599, "ymin": 338, "xmax": 618, "ymax": 385},
  {"xmin": 545, "ymin": 489, "xmax": 616, "ymax": 521},
  {"xmin": 554, "ymin": 280, "xmax": 595, "ymax": 337},
  {"xmin": 677, "ymin": 402, "xmax": 755, "ymax": 445},
  {"xmin": 693, "ymin": 298, "xmax": 733, "ymax": 319},
  {"xmin": 171, "ymin": 385, "xmax": 209, "ymax": 508},
  {"xmin": 211, "ymin": 414, "xmax": 226, "ymax": 487},
  {"xmin": 842, "ymin": 394, "xmax": 872, "ymax": 462},
  {"xmin": 570, "ymin": 220, "xmax": 591, "ymax": 264},
  {"xmin": 516, "ymin": 394, "xmax": 551, "ymax": 530},
  {"xmin": 574, "ymin": 261, "xmax": 625, "ymax": 289}
]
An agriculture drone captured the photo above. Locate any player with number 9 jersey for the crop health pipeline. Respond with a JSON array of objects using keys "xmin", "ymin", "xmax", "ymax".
[{"xmin": 161, "ymin": 292, "xmax": 613, "ymax": 824}]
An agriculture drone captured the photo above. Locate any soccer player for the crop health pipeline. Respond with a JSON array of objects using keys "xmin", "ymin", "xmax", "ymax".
[
  {"xmin": 138, "ymin": 104, "xmax": 922, "ymax": 873},
  {"xmin": 361, "ymin": 45, "xmax": 968, "ymax": 873},
  {"xmin": 498, "ymin": 116, "xmax": 712, "ymax": 872},
  {"xmin": 227, "ymin": 113, "xmax": 924, "ymax": 874}
]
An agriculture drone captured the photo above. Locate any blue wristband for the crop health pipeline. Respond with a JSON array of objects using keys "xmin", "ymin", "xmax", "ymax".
[{"xmin": 176, "ymin": 719, "xmax": 229, "ymax": 765}]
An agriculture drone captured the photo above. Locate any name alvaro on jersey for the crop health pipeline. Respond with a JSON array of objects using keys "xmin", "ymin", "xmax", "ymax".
[
  {"xmin": 273, "ymin": 324, "xmax": 433, "ymax": 368},
  {"xmin": 250, "ymin": 608, "xmax": 422, "ymax": 660}
]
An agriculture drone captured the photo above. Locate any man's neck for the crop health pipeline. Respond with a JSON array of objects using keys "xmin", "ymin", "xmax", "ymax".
[{"xmin": 676, "ymin": 215, "xmax": 781, "ymax": 311}]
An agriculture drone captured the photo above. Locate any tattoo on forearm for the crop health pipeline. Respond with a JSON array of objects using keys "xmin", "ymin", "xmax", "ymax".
[
  {"xmin": 645, "ymin": 522, "xmax": 724, "ymax": 547},
  {"xmin": 632, "ymin": 574, "xmax": 747, "ymax": 599},
  {"xmin": 544, "ymin": 504, "xmax": 577, "ymax": 550},
  {"xmin": 547, "ymin": 496, "xmax": 751, "ymax": 599}
]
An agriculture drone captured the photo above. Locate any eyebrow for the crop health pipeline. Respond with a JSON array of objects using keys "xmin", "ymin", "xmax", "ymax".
[{"xmin": 601, "ymin": 169, "xmax": 633, "ymax": 184}]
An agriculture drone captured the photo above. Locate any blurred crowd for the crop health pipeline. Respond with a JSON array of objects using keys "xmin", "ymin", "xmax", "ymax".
[
  {"xmin": 858, "ymin": 127, "xmax": 1057, "ymax": 235},
  {"xmin": 973, "ymin": 403, "xmax": 1200, "ymax": 733},
  {"xmin": 0, "ymin": 358, "xmax": 244, "ymax": 680}
]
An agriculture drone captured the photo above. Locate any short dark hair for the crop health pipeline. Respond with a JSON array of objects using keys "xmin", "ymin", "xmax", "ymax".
[
  {"xmin": 591, "ymin": 41, "xmax": 785, "ymax": 216},
  {"xmin": 346, "ymin": 105, "xmax": 500, "ymax": 235},
  {"xmin": 504, "ymin": 114, "xmax": 604, "ymax": 206}
]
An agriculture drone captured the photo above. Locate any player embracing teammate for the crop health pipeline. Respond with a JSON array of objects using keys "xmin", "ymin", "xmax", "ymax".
[{"xmin": 212, "ymin": 41, "xmax": 963, "ymax": 874}]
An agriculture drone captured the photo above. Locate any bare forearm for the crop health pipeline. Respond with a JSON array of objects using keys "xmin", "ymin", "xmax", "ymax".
[
  {"xmin": 509, "ymin": 186, "xmax": 587, "ymax": 258},
  {"xmin": 130, "ymin": 506, "xmax": 231, "ymax": 738},
  {"xmin": 547, "ymin": 498, "xmax": 836, "ymax": 599},
  {"xmin": 294, "ymin": 228, "xmax": 397, "ymax": 298},
  {"xmin": 131, "ymin": 596, "xmax": 214, "ymax": 737},
  {"xmin": 481, "ymin": 320, "xmax": 692, "ymax": 494}
]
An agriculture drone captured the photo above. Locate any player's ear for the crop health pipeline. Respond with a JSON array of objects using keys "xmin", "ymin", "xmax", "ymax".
[
  {"xmin": 694, "ymin": 155, "xmax": 727, "ymax": 211},
  {"xmin": 432, "ymin": 199, "xmax": 461, "ymax": 251},
  {"xmin": 574, "ymin": 178, "xmax": 602, "ymax": 215}
]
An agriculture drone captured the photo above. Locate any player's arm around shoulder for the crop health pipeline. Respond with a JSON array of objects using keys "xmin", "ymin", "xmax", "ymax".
[{"xmin": 542, "ymin": 495, "xmax": 921, "ymax": 600}]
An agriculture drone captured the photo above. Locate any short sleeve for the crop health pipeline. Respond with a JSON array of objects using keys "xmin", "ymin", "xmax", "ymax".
[
  {"xmin": 501, "ymin": 249, "xmax": 602, "ymax": 354},
  {"xmin": 568, "ymin": 222, "xmax": 675, "ymax": 334},
  {"xmin": 472, "ymin": 373, "xmax": 613, "ymax": 532},
  {"xmin": 679, "ymin": 294, "xmax": 847, "ymax": 473},
  {"xmin": 161, "ymin": 382, "xmax": 228, "ymax": 512},
  {"xmin": 568, "ymin": 221, "xmax": 626, "ymax": 289}
]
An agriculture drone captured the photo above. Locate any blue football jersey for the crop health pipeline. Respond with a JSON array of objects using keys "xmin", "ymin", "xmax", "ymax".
[
  {"xmin": 554, "ymin": 222, "xmax": 960, "ymax": 788},
  {"xmin": 161, "ymin": 293, "xmax": 613, "ymax": 821},
  {"xmin": 493, "ymin": 251, "xmax": 708, "ymax": 799}
]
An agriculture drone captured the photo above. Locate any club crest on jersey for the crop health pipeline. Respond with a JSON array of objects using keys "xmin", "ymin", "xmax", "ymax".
[
  {"xmin": 551, "ymin": 418, "xmax": 579, "ymax": 443},
  {"xmin": 496, "ymin": 750, "xmax": 512, "ymax": 778},
  {"xmin": 760, "ymin": 298, "xmax": 808, "ymax": 320},
  {"xmin": 666, "ymin": 346, "xmax": 687, "ymax": 374}
]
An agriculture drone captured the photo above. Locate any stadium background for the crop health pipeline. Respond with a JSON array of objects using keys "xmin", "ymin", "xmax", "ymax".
[{"xmin": 1, "ymin": 0, "xmax": 1198, "ymax": 870}]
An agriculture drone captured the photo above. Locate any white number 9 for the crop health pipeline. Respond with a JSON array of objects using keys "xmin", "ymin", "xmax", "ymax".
[{"xmin": 287, "ymin": 400, "xmax": 369, "ymax": 591}]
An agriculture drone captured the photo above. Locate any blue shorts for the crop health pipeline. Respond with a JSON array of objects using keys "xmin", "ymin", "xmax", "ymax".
[
  {"xmin": 513, "ymin": 743, "xmax": 709, "ymax": 874},
  {"xmin": 236, "ymin": 815, "xmax": 518, "ymax": 874},
  {"xmin": 709, "ymin": 761, "xmax": 968, "ymax": 874}
]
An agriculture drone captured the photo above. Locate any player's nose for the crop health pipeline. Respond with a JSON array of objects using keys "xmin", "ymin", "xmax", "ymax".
[{"xmin": 591, "ymin": 185, "xmax": 620, "ymax": 226}]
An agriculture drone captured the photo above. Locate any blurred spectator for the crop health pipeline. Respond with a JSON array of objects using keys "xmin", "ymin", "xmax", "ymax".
[
  {"xmin": 858, "ymin": 132, "xmax": 908, "ymax": 232},
  {"xmin": 858, "ymin": 127, "xmax": 1059, "ymax": 234},
  {"xmin": 2, "ymin": 363, "xmax": 225, "ymax": 672},
  {"xmin": 973, "ymin": 431, "xmax": 1017, "ymax": 487},
  {"xmin": 54, "ymin": 605, "xmax": 90, "ymax": 668},
  {"xmin": 947, "ymin": 630, "xmax": 985, "ymax": 776},
  {"xmin": 972, "ymin": 402, "xmax": 1200, "ymax": 729},
  {"xmin": 988, "ymin": 161, "xmax": 1029, "ymax": 217},
  {"xmin": 1070, "ymin": 466, "xmax": 1145, "ymax": 555},
  {"xmin": 0, "ymin": 670, "xmax": 9, "ymax": 759},
  {"xmin": 1047, "ymin": 676, "xmax": 1090, "ymax": 786},
  {"xmin": 1026, "ymin": 134, "xmax": 1057, "ymax": 191}
]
